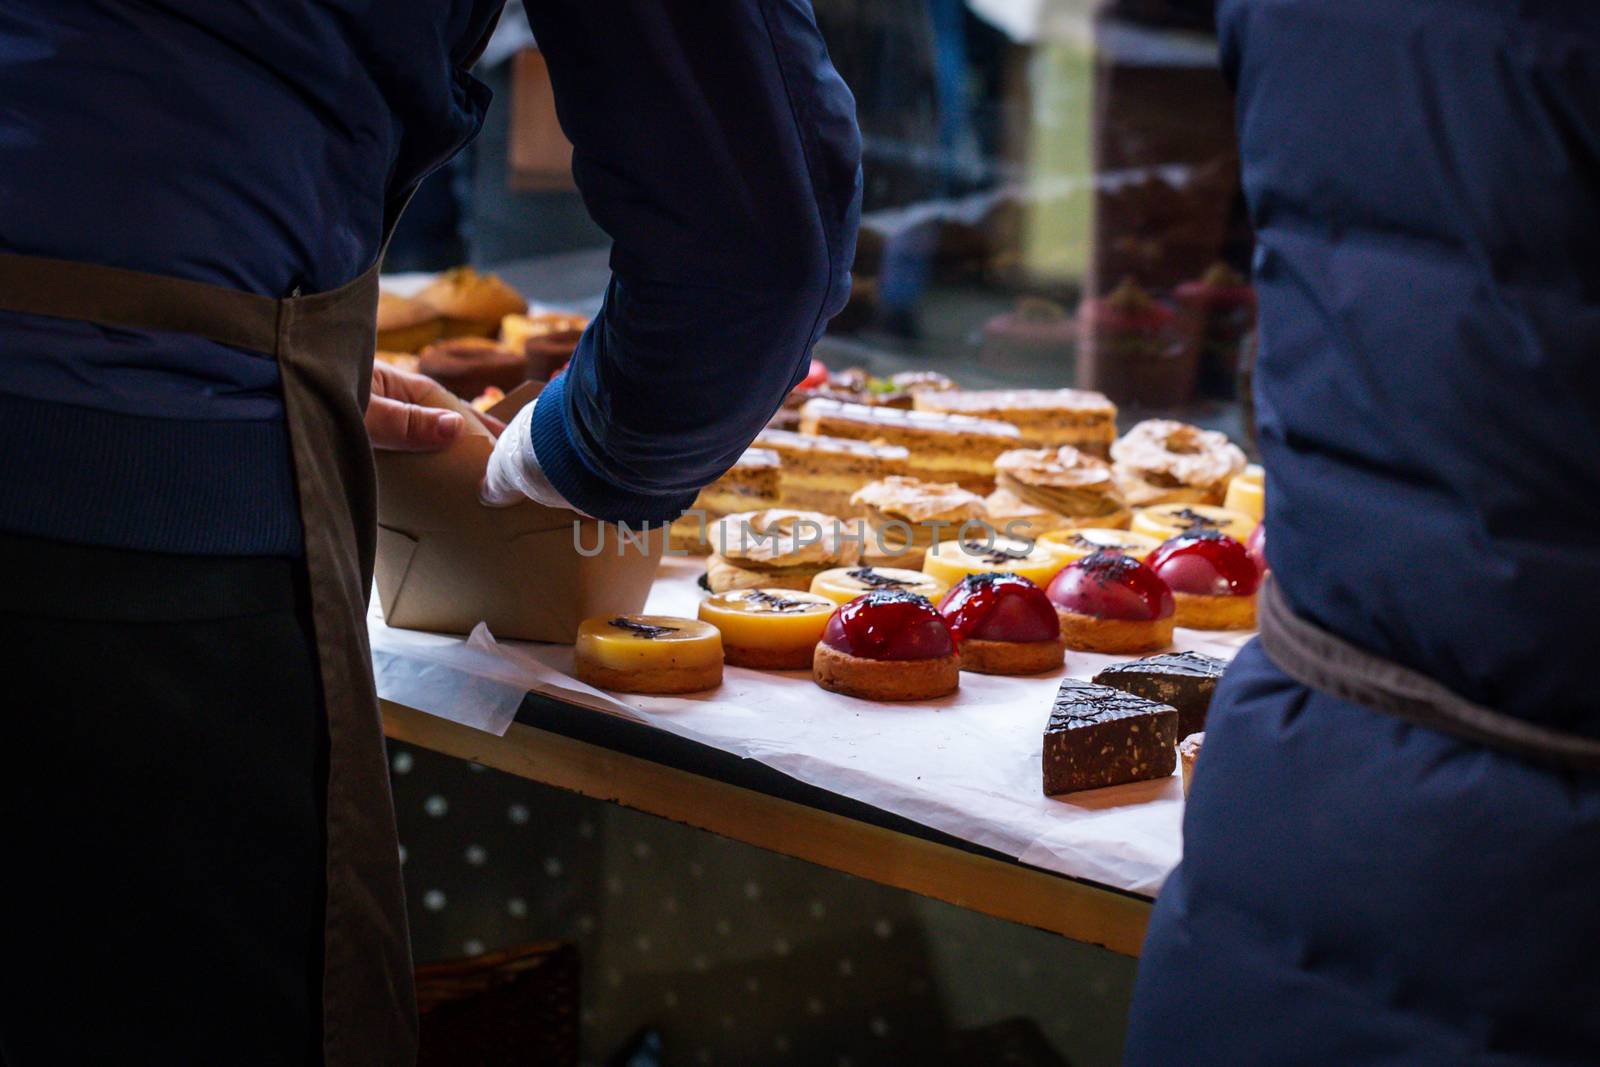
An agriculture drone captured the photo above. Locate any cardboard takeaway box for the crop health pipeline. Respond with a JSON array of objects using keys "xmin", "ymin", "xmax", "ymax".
[{"xmin": 374, "ymin": 381, "xmax": 665, "ymax": 643}]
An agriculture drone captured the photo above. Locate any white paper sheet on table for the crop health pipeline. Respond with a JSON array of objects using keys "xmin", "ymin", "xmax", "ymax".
[{"xmin": 370, "ymin": 558, "xmax": 1253, "ymax": 899}]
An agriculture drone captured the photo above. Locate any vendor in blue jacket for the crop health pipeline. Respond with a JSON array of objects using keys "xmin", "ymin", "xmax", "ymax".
[
  {"xmin": 0, "ymin": 2, "xmax": 859, "ymax": 1063},
  {"xmin": 1126, "ymin": 2, "xmax": 1600, "ymax": 1062}
]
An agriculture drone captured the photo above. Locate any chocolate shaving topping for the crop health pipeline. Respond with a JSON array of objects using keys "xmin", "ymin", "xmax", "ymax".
[
  {"xmin": 1169, "ymin": 507, "xmax": 1224, "ymax": 530},
  {"xmin": 608, "ymin": 617, "xmax": 680, "ymax": 639},
  {"xmin": 744, "ymin": 589, "xmax": 810, "ymax": 613},
  {"xmin": 858, "ymin": 589, "xmax": 934, "ymax": 609},
  {"xmin": 962, "ymin": 540, "xmax": 1032, "ymax": 565},
  {"xmin": 846, "ymin": 567, "xmax": 913, "ymax": 589}
]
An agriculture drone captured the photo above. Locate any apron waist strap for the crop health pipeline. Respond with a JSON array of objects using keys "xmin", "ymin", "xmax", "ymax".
[{"xmin": 1258, "ymin": 577, "xmax": 1600, "ymax": 772}]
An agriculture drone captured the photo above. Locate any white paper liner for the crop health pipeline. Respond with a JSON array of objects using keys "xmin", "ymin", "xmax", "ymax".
[{"xmin": 369, "ymin": 558, "xmax": 1251, "ymax": 898}]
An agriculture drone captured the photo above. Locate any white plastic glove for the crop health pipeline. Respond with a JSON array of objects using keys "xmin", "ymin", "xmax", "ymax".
[{"xmin": 479, "ymin": 396, "xmax": 587, "ymax": 514}]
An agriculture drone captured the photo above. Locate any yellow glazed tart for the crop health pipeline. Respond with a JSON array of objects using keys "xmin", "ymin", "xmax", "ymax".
[
  {"xmin": 1130, "ymin": 503, "xmax": 1257, "ymax": 544},
  {"xmin": 697, "ymin": 588, "xmax": 836, "ymax": 670},
  {"xmin": 574, "ymin": 615, "xmax": 723, "ymax": 694},
  {"xmin": 1224, "ymin": 464, "xmax": 1265, "ymax": 521},
  {"xmin": 922, "ymin": 536, "xmax": 1068, "ymax": 589},
  {"xmin": 1038, "ymin": 526, "xmax": 1162, "ymax": 563},
  {"xmin": 810, "ymin": 566, "xmax": 947, "ymax": 606}
]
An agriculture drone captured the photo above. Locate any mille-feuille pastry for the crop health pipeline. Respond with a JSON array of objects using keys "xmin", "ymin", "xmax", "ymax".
[
  {"xmin": 705, "ymin": 509, "xmax": 857, "ymax": 593},
  {"xmin": 1093, "ymin": 651, "xmax": 1227, "ymax": 738},
  {"xmin": 1045, "ymin": 551, "xmax": 1175, "ymax": 654},
  {"xmin": 500, "ymin": 311, "xmax": 588, "ymax": 380},
  {"xmin": 812, "ymin": 590, "xmax": 960, "ymax": 701},
  {"xmin": 753, "ymin": 428, "xmax": 909, "ymax": 518},
  {"xmin": 1111, "ymin": 419, "xmax": 1248, "ymax": 506},
  {"xmin": 913, "ymin": 388, "xmax": 1117, "ymax": 456},
  {"xmin": 669, "ymin": 448, "xmax": 782, "ymax": 554},
  {"xmin": 922, "ymin": 535, "xmax": 1068, "ymax": 590},
  {"xmin": 697, "ymin": 588, "xmax": 836, "ymax": 670},
  {"xmin": 1130, "ymin": 502, "xmax": 1257, "ymax": 544},
  {"xmin": 1043, "ymin": 678, "xmax": 1179, "ymax": 796},
  {"xmin": 415, "ymin": 267, "xmax": 529, "ymax": 339},
  {"xmin": 376, "ymin": 291, "xmax": 443, "ymax": 353},
  {"xmin": 1146, "ymin": 529, "xmax": 1260, "ymax": 630},
  {"xmin": 1038, "ymin": 527, "xmax": 1162, "ymax": 563},
  {"xmin": 937, "ymin": 572, "xmax": 1066, "ymax": 676},
  {"xmin": 416, "ymin": 337, "xmax": 529, "ymax": 400},
  {"xmin": 574, "ymin": 615, "xmax": 723, "ymax": 694},
  {"xmin": 988, "ymin": 446, "xmax": 1130, "ymax": 538},
  {"xmin": 1224, "ymin": 463, "xmax": 1265, "ymax": 521},
  {"xmin": 851, "ymin": 476, "xmax": 987, "ymax": 567},
  {"xmin": 798, "ymin": 398, "xmax": 1021, "ymax": 493},
  {"xmin": 810, "ymin": 566, "xmax": 947, "ymax": 606},
  {"xmin": 1178, "ymin": 732, "xmax": 1204, "ymax": 796}
]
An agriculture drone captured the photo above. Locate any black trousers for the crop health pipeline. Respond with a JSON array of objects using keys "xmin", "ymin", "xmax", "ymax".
[{"xmin": 0, "ymin": 532, "xmax": 328, "ymax": 1064}]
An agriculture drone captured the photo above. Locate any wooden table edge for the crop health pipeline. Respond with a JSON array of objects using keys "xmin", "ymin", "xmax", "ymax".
[{"xmin": 382, "ymin": 698, "xmax": 1152, "ymax": 957}]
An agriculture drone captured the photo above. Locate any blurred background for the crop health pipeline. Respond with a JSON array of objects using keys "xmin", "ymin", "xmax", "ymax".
[{"xmin": 389, "ymin": 1, "xmax": 1248, "ymax": 1063}]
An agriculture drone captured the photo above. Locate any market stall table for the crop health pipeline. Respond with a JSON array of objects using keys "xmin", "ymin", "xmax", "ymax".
[{"xmin": 374, "ymin": 558, "xmax": 1254, "ymax": 958}]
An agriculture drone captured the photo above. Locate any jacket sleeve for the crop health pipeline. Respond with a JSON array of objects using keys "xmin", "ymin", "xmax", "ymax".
[{"xmin": 521, "ymin": 0, "xmax": 862, "ymax": 525}]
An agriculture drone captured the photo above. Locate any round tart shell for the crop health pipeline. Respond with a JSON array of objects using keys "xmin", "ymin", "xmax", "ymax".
[
  {"xmin": 574, "ymin": 659, "xmax": 723, "ymax": 695},
  {"xmin": 1172, "ymin": 590, "xmax": 1257, "ymax": 630},
  {"xmin": 723, "ymin": 643, "xmax": 818, "ymax": 671},
  {"xmin": 958, "ymin": 636, "xmax": 1066, "ymax": 676},
  {"xmin": 812, "ymin": 643, "xmax": 959, "ymax": 701},
  {"xmin": 1054, "ymin": 609, "xmax": 1174, "ymax": 654}
]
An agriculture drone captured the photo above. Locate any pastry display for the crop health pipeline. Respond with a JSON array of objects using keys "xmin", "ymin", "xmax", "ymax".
[
  {"xmin": 988, "ymin": 446, "xmax": 1130, "ymax": 537},
  {"xmin": 1178, "ymin": 732, "xmax": 1204, "ymax": 796},
  {"xmin": 913, "ymin": 388, "xmax": 1116, "ymax": 456},
  {"xmin": 812, "ymin": 590, "xmax": 960, "ymax": 701},
  {"xmin": 810, "ymin": 566, "xmax": 947, "ymax": 606},
  {"xmin": 376, "ymin": 291, "xmax": 443, "ymax": 353},
  {"xmin": 416, "ymin": 337, "xmax": 529, "ymax": 400},
  {"xmin": 851, "ymin": 476, "xmax": 987, "ymax": 566},
  {"xmin": 1043, "ymin": 678, "xmax": 1179, "ymax": 795},
  {"xmin": 574, "ymin": 615, "xmax": 724, "ymax": 694},
  {"xmin": 922, "ymin": 535, "xmax": 1068, "ymax": 590},
  {"xmin": 1146, "ymin": 530, "xmax": 1261, "ymax": 630},
  {"xmin": 773, "ymin": 367, "xmax": 957, "ymax": 429},
  {"xmin": 1129, "ymin": 502, "xmax": 1257, "ymax": 544},
  {"xmin": 1093, "ymin": 651, "xmax": 1226, "ymax": 737},
  {"xmin": 669, "ymin": 448, "xmax": 783, "ymax": 554},
  {"xmin": 1111, "ymin": 419, "xmax": 1247, "ymax": 506},
  {"xmin": 753, "ymin": 428, "xmax": 910, "ymax": 517},
  {"xmin": 1077, "ymin": 277, "xmax": 1193, "ymax": 408},
  {"xmin": 415, "ymin": 266, "xmax": 529, "ymax": 338},
  {"xmin": 697, "ymin": 588, "xmax": 836, "ymax": 670},
  {"xmin": 1045, "ymin": 551, "xmax": 1175, "ymax": 654},
  {"xmin": 500, "ymin": 311, "xmax": 587, "ymax": 381},
  {"xmin": 1038, "ymin": 527, "xmax": 1161, "ymax": 563},
  {"xmin": 705, "ymin": 509, "xmax": 857, "ymax": 593},
  {"xmin": 1175, "ymin": 262, "xmax": 1256, "ymax": 399},
  {"xmin": 1223, "ymin": 463, "xmax": 1265, "ymax": 521},
  {"xmin": 798, "ymin": 398, "xmax": 1021, "ymax": 493},
  {"xmin": 937, "ymin": 573, "xmax": 1066, "ymax": 676}
]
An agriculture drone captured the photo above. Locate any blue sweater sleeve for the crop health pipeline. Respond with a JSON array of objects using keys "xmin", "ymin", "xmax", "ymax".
[{"xmin": 522, "ymin": 0, "xmax": 862, "ymax": 525}]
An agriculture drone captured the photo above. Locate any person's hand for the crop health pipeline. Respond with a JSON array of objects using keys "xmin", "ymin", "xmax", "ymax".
[
  {"xmin": 365, "ymin": 361, "xmax": 503, "ymax": 451},
  {"xmin": 480, "ymin": 397, "xmax": 586, "ymax": 513}
]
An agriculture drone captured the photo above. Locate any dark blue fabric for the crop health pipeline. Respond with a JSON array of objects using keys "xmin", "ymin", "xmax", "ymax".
[
  {"xmin": 1129, "ymin": 3, "xmax": 1600, "ymax": 1061},
  {"xmin": 521, "ymin": 0, "xmax": 861, "ymax": 524},
  {"xmin": 0, "ymin": 0, "xmax": 501, "ymax": 554}
]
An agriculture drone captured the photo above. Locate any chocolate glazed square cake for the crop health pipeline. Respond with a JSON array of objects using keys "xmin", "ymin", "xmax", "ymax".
[
  {"xmin": 1043, "ymin": 679, "xmax": 1178, "ymax": 795},
  {"xmin": 1092, "ymin": 651, "xmax": 1226, "ymax": 738}
]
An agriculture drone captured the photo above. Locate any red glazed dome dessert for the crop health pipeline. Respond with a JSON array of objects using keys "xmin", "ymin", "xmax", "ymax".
[
  {"xmin": 1046, "ymin": 550, "xmax": 1176, "ymax": 654},
  {"xmin": 1147, "ymin": 529, "xmax": 1260, "ymax": 630},
  {"xmin": 813, "ymin": 590, "xmax": 960, "ymax": 701},
  {"xmin": 937, "ymin": 573, "xmax": 1065, "ymax": 676}
]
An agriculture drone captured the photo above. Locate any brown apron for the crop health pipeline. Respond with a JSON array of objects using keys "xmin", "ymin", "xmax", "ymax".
[
  {"xmin": 1258, "ymin": 575, "xmax": 1600, "ymax": 772},
  {"xmin": 0, "ymin": 250, "xmax": 415, "ymax": 1064}
]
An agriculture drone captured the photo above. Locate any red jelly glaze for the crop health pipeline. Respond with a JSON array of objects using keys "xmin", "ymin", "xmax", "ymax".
[
  {"xmin": 1148, "ymin": 530, "xmax": 1261, "ymax": 597},
  {"xmin": 937, "ymin": 572, "xmax": 1060, "ymax": 644},
  {"xmin": 1247, "ymin": 522, "xmax": 1268, "ymax": 577},
  {"xmin": 1046, "ymin": 551, "xmax": 1175, "ymax": 622},
  {"xmin": 821, "ymin": 590, "xmax": 957, "ymax": 661}
]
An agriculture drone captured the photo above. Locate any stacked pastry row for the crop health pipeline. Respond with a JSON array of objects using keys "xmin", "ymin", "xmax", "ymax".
[{"xmin": 373, "ymin": 267, "xmax": 588, "ymax": 400}]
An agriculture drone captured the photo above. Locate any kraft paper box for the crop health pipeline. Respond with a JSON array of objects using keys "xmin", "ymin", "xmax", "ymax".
[{"xmin": 375, "ymin": 381, "xmax": 665, "ymax": 643}]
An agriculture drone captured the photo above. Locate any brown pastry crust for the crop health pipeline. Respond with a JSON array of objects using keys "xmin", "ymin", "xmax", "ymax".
[
  {"xmin": 1172, "ymin": 591, "xmax": 1257, "ymax": 630},
  {"xmin": 723, "ymin": 643, "xmax": 817, "ymax": 671},
  {"xmin": 574, "ymin": 658, "xmax": 723, "ymax": 695},
  {"xmin": 375, "ymin": 291, "xmax": 443, "ymax": 353},
  {"xmin": 705, "ymin": 555, "xmax": 824, "ymax": 593},
  {"xmin": 416, "ymin": 267, "xmax": 529, "ymax": 338},
  {"xmin": 1055, "ymin": 610, "xmax": 1175, "ymax": 654},
  {"xmin": 958, "ymin": 636, "xmax": 1067, "ymax": 676},
  {"xmin": 416, "ymin": 337, "xmax": 528, "ymax": 399},
  {"xmin": 812, "ymin": 643, "xmax": 959, "ymax": 701}
]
